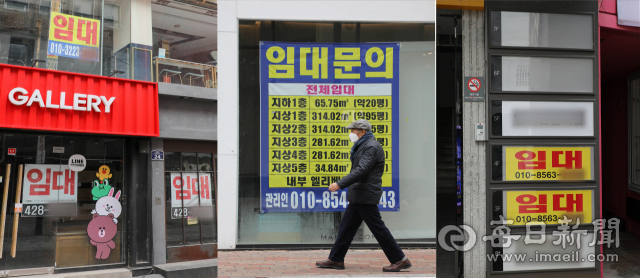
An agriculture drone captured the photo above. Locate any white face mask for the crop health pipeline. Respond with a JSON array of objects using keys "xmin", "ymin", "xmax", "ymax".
[{"xmin": 349, "ymin": 132, "xmax": 359, "ymax": 143}]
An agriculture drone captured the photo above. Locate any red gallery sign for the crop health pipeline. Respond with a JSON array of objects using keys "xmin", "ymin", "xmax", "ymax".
[{"xmin": 0, "ymin": 64, "xmax": 159, "ymax": 136}]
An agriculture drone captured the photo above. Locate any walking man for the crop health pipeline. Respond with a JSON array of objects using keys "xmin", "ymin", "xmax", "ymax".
[{"xmin": 315, "ymin": 119, "xmax": 411, "ymax": 272}]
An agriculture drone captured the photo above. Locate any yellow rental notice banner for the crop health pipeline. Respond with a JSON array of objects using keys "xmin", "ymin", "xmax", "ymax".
[
  {"xmin": 504, "ymin": 190, "xmax": 593, "ymax": 226},
  {"xmin": 503, "ymin": 146, "xmax": 593, "ymax": 181},
  {"xmin": 47, "ymin": 12, "xmax": 100, "ymax": 61}
]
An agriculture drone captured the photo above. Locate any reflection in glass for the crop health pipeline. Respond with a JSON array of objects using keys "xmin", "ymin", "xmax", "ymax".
[
  {"xmin": 0, "ymin": 0, "xmax": 132, "ymax": 78},
  {"xmin": 165, "ymin": 152, "xmax": 181, "ymax": 171},
  {"xmin": 490, "ymin": 11, "xmax": 593, "ymax": 49},
  {"xmin": 182, "ymin": 153, "xmax": 198, "ymax": 172},
  {"xmin": 198, "ymin": 153, "xmax": 213, "ymax": 172}
]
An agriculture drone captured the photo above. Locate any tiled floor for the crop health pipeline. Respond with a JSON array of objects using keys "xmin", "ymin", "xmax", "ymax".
[
  {"xmin": 218, "ymin": 249, "xmax": 436, "ymax": 278},
  {"xmin": 604, "ymin": 231, "xmax": 640, "ymax": 278}
]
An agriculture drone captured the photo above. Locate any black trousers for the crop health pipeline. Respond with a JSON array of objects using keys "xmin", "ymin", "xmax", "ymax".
[{"xmin": 328, "ymin": 203, "xmax": 405, "ymax": 264}]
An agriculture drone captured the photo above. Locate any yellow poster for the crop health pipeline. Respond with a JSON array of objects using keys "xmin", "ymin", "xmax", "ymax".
[
  {"xmin": 503, "ymin": 146, "xmax": 593, "ymax": 181},
  {"xmin": 505, "ymin": 190, "xmax": 593, "ymax": 225},
  {"xmin": 47, "ymin": 12, "xmax": 100, "ymax": 61}
]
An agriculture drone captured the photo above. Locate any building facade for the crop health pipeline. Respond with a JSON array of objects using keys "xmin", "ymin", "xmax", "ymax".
[
  {"xmin": 437, "ymin": 1, "xmax": 640, "ymax": 277},
  {"xmin": 217, "ymin": 0, "xmax": 437, "ymax": 250}
]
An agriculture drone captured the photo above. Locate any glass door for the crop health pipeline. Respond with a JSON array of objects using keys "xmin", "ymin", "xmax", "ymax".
[
  {"xmin": 165, "ymin": 151, "xmax": 217, "ymax": 263},
  {"xmin": 0, "ymin": 135, "xmax": 57, "ymax": 276}
]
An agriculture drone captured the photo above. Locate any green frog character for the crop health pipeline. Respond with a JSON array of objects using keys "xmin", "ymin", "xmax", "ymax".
[{"xmin": 92, "ymin": 179, "xmax": 112, "ymax": 201}]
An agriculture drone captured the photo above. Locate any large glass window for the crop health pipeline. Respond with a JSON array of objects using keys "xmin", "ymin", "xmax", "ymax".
[
  {"xmin": 151, "ymin": 1, "xmax": 217, "ymax": 88},
  {"xmin": 0, "ymin": 133, "xmax": 124, "ymax": 272},
  {"xmin": 238, "ymin": 21, "xmax": 435, "ymax": 245},
  {"xmin": 0, "ymin": 0, "xmax": 133, "ymax": 78}
]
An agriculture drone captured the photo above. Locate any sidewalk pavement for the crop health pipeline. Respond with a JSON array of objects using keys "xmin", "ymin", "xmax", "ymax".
[{"xmin": 218, "ymin": 249, "xmax": 436, "ymax": 278}]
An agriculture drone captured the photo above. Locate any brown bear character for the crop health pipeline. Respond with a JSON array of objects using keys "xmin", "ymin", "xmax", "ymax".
[{"xmin": 87, "ymin": 213, "xmax": 117, "ymax": 259}]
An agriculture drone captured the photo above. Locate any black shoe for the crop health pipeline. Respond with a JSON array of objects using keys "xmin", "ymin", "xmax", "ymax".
[
  {"xmin": 315, "ymin": 259, "xmax": 345, "ymax": 270},
  {"xmin": 383, "ymin": 258, "xmax": 412, "ymax": 272}
]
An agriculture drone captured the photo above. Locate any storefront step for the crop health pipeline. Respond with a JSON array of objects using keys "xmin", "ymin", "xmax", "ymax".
[
  {"xmin": 153, "ymin": 259, "xmax": 217, "ymax": 278},
  {"xmin": 21, "ymin": 268, "xmax": 132, "ymax": 278}
]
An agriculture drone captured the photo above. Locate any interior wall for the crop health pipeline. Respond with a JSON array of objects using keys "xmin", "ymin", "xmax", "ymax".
[{"xmin": 601, "ymin": 73, "xmax": 629, "ymax": 221}]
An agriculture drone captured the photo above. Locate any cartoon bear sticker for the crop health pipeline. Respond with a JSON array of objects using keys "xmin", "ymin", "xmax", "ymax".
[
  {"xmin": 87, "ymin": 213, "xmax": 117, "ymax": 259},
  {"xmin": 92, "ymin": 188, "xmax": 122, "ymax": 224}
]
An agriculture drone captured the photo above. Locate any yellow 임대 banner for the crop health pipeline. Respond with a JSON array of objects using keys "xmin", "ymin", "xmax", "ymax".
[
  {"xmin": 49, "ymin": 12, "xmax": 101, "ymax": 48},
  {"xmin": 505, "ymin": 189, "xmax": 593, "ymax": 225},
  {"xmin": 503, "ymin": 146, "xmax": 593, "ymax": 181}
]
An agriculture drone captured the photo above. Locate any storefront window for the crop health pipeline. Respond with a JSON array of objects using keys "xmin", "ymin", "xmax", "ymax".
[
  {"xmin": 165, "ymin": 152, "xmax": 217, "ymax": 248},
  {"xmin": 0, "ymin": 133, "xmax": 124, "ymax": 272},
  {"xmin": 238, "ymin": 21, "xmax": 435, "ymax": 245},
  {"xmin": 0, "ymin": 0, "xmax": 134, "ymax": 78},
  {"xmin": 151, "ymin": 1, "xmax": 217, "ymax": 88}
]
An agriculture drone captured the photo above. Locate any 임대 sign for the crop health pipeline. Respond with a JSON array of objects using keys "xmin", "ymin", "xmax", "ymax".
[
  {"xmin": 169, "ymin": 173, "xmax": 213, "ymax": 219},
  {"xmin": 502, "ymin": 146, "xmax": 593, "ymax": 181},
  {"xmin": 503, "ymin": 189, "xmax": 593, "ymax": 226},
  {"xmin": 47, "ymin": 12, "xmax": 101, "ymax": 61},
  {"xmin": 260, "ymin": 42, "xmax": 400, "ymax": 213},
  {"xmin": 22, "ymin": 164, "xmax": 77, "ymax": 205}
]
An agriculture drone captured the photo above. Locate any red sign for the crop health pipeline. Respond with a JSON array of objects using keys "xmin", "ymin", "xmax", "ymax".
[
  {"xmin": 7, "ymin": 148, "xmax": 16, "ymax": 155},
  {"xmin": 0, "ymin": 64, "xmax": 159, "ymax": 136},
  {"xmin": 467, "ymin": 78, "xmax": 481, "ymax": 92}
]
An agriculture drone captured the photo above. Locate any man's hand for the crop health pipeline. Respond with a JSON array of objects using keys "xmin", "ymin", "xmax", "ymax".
[{"xmin": 328, "ymin": 183, "xmax": 340, "ymax": 192}]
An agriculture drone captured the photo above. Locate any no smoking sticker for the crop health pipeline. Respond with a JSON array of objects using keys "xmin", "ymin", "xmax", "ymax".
[
  {"xmin": 463, "ymin": 77, "xmax": 485, "ymax": 102},
  {"xmin": 468, "ymin": 78, "xmax": 481, "ymax": 92}
]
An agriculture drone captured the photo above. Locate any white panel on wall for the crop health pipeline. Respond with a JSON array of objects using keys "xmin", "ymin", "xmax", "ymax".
[
  {"xmin": 501, "ymin": 101, "xmax": 594, "ymax": 137},
  {"xmin": 497, "ymin": 233, "xmax": 596, "ymax": 272},
  {"xmin": 496, "ymin": 11, "xmax": 592, "ymax": 49}
]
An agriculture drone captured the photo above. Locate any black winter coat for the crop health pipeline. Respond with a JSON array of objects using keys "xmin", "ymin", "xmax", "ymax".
[{"xmin": 336, "ymin": 137, "xmax": 384, "ymax": 205}]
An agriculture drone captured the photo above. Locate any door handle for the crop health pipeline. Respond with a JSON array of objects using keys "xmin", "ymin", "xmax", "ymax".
[
  {"xmin": 0, "ymin": 164, "xmax": 11, "ymax": 259},
  {"xmin": 10, "ymin": 164, "xmax": 23, "ymax": 258}
]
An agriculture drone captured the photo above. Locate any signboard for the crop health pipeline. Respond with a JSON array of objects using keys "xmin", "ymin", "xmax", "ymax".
[
  {"xmin": 491, "ymin": 101, "xmax": 594, "ymax": 137},
  {"xmin": 502, "ymin": 189, "xmax": 593, "ymax": 226},
  {"xmin": 47, "ymin": 12, "xmax": 101, "ymax": 61},
  {"xmin": 260, "ymin": 42, "xmax": 400, "ymax": 212},
  {"xmin": 7, "ymin": 148, "xmax": 16, "ymax": 156},
  {"xmin": 500, "ymin": 146, "xmax": 593, "ymax": 181},
  {"xmin": 463, "ymin": 77, "xmax": 485, "ymax": 102},
  {"xmin": 169, "ymin": 173, "xmax": 213, "ymax": 219},
  {"xmin": 0, "ymin": 63, "xmax": 159, "ymax": 137},
  {"xmin": 151, "ymin": 149, "xmax": 164, "ymax": 161},
  {"xmin": 21, "ymin": 164, "xmax": 78, "ymax": 217},
  {"xmin": 491, "ymin": 233, "xmax": 596, "ymax": 272},
  {"xmin": 68, "ymin": 154, "xmax": 86, "ymax": 172}
]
